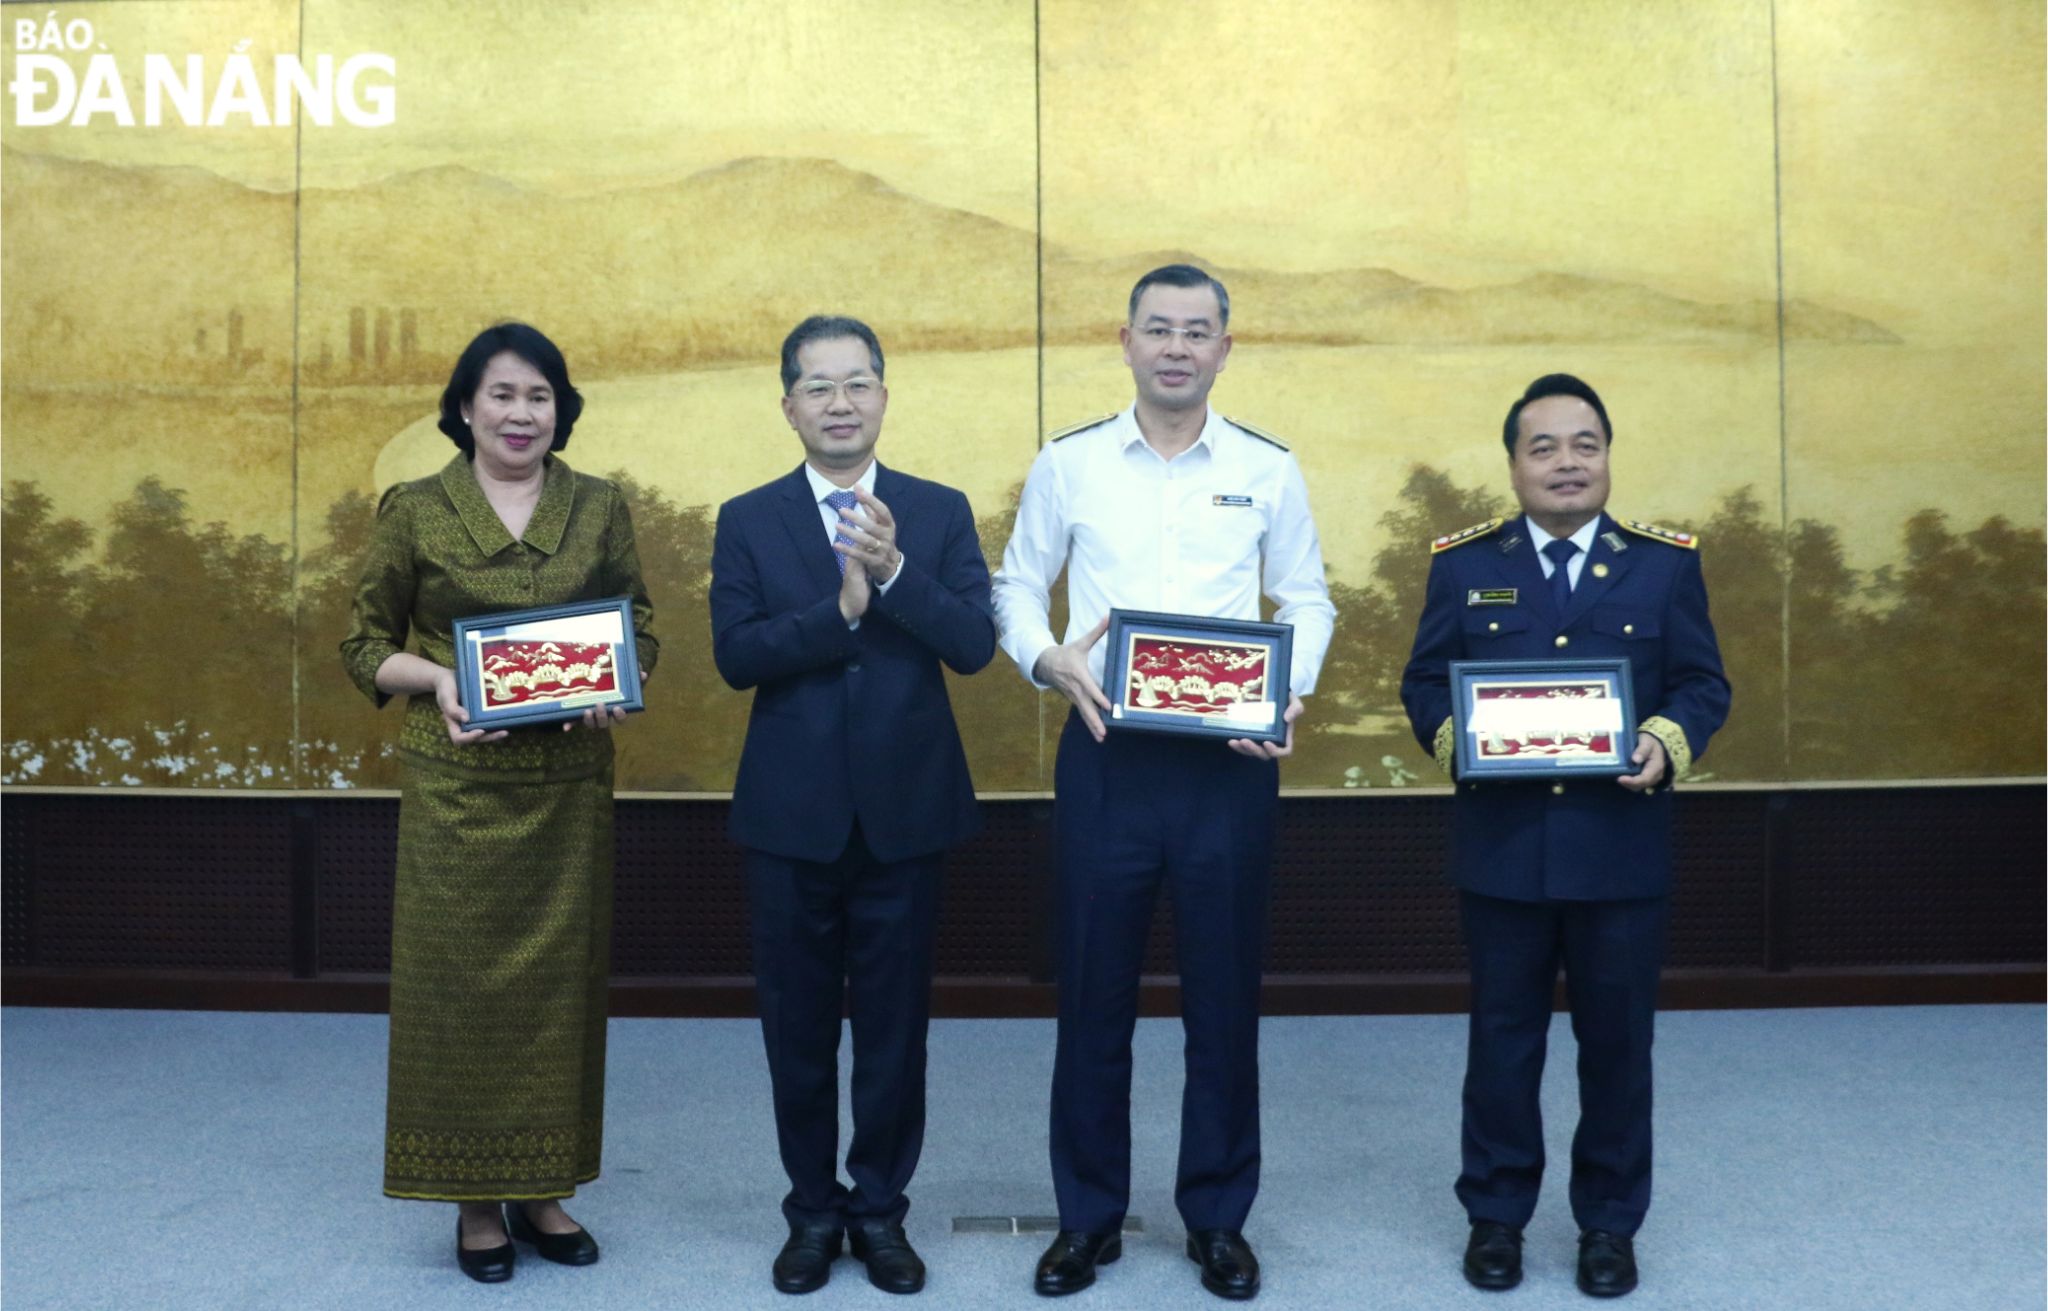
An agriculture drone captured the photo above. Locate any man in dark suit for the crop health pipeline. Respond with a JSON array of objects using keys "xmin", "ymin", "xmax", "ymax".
[
  {"xmin": 710, "ymin": 315, "xmax": 997, "ymax": 1296},
  {"xmin": 1400, "ymin": 374, "xmax": 1731, "ymax": 1299}
]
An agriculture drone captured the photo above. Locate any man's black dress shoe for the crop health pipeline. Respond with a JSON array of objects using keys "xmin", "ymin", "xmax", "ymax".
[
  {"xmin": 1464, "ymin": 1220, "xmax": 1523, "ymax": 1290},
  {"xmin": 506, "ymin": 1202, "xmax": 601, "ymax": 1266},
  {"xmin": 1577, "ymin": 1229, "xmax": 1638, "ymax": 1298},
  {"xmin": 456, "ymin": 1216, "xmax": 515, "ymax": 1283},
  {"xmin": 1033, "ymin": 1230, "xmax": 1121, "ymax": 1296},
  {"xmin": 1185, "ymin": 1229, "xmax": 1260, "ymax": 1300},
  {"xmin": 848, "ymin": 1219, "xmax": 926, "ymax": 1294},
  {"xmin": 773, "ymin": 1221, "xmax": 843, "ymax": 1294}
]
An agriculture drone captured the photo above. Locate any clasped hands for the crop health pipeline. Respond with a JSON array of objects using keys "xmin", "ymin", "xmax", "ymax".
[
  {"xmin": 834, "ymin": 488, "xmax": 904, "ymax": 624},
  {"xmin": 1033, "ymin": 615, "xmax": 1304, "ymax": 760}
]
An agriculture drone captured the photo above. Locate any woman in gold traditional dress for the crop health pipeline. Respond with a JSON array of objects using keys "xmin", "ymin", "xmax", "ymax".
[{"xmin": 341, "ymin": 323, "xmax": 656, "ymax": 1282}]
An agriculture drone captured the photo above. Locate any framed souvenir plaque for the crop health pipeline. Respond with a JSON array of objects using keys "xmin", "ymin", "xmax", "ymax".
[
  {"xmin": 1102, "ymin": 610, "xmax": 1292, "ymax": 744},
  {"xmin": 1449, "ymin": 658, "xmax": 1637, "ymax": 779},
  {"xmin": 451, "ymin": 596, "xmax": 644, "ymax": 730}
]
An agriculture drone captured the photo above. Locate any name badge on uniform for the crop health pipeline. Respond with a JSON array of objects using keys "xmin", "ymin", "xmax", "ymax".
[
  {"xmin": 1467, "ymin": 588, "xmax": 1517, "ymax": 607},
  {"xmin": 1212, "ymin": 494, "xmax": 1253, "ymax": 507}
]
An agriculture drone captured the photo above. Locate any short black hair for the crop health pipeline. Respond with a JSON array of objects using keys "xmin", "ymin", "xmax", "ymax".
[
  {"xmin": 1127, "ymin": 263, "xmax": 1231, "ymax": 330},
  {"xmin": 1503, "ymin": 373, "xmax": 1612, "ymax": 454},
  {"xmin": 780, "ymin": 315, "xmax": 886, "ymax": 393},
  {"xmin": 437, "ymin": 322, "xmax": 583, "ymax": 453}
]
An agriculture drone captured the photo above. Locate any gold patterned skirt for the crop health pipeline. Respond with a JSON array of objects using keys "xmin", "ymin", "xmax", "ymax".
[{"xmin": 383, "ymin": 759, "xmax": 614, "ymax": 1201}]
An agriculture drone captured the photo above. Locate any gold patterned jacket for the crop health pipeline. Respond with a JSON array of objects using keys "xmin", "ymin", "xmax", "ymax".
[{"xmin": 341, "ymin": 454, "xmax": 658, "ymax": 781}]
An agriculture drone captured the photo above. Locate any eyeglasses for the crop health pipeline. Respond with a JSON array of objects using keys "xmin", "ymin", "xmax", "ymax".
[
  {"xmin": 1132, "ymin": 325, "xmax": 1221, "ymax": 346},
  {"xmin": 791, "ymin": 376, "xmax": 883, "ymax": 405}
]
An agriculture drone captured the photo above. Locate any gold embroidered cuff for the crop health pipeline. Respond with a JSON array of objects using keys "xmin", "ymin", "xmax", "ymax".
[
  {"xmin": 1433, "ymin": 716, "xmax": 1456, "ymax": 777},
  {"xmin": 1639, "ymin": 715, "xmax": 1693, "ymax": 779}
]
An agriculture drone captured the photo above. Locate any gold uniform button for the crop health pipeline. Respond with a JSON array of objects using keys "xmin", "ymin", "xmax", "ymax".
[
  {"xmin": 1488, "ymin": 621, "xmax": 1500, "ymax": 633},
  {"xmin": 1623, "ymin": 623, "xmax": 1635, "ymax": 635},
  {"xmin": 1551, "ymin": 783, "xmax": 1566, "ymax": 795},
  {"xmin": 1554, "ymin": 634, "xmax": 1570, "ymax": 648}
]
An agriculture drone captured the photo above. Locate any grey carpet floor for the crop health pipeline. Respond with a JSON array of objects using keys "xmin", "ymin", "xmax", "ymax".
[{"xmin": 3, "ymin": 1005, "xmax": 2041, "ymax": 1310}]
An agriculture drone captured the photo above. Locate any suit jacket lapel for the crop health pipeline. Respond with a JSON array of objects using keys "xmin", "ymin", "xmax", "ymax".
[
  {"xmin": 872, "ymin": 463, "xmax": 909, "ymax": 556},
  {"xmin": 1494, "ymin": 517, "xmax": 1557, "ymax": 626},
  {"xmin": 775, "ymin": 465, "xmax": 844, "ymax": 597},
  {"xmin": 1559, "ymin": 513, "xmax": 1628, "ymax": 628}
]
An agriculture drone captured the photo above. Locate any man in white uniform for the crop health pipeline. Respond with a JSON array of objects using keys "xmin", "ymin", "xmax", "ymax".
[{"xmin": 993, "ymin": 265, "xmax": 1335, "ymax": 1300}]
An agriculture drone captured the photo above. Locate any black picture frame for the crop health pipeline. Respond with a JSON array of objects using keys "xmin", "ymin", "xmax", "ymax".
[
  {"xmin": 1101, "ymin": 609, "xmax": 1293, "ymax": 744},
  {"xmin": 450, "ymin": 596, "xmax": 644, "ymax": 731},
  {"xmin": 1449, "ymin": 657, "xmax": 1637, "ymax": 779}
]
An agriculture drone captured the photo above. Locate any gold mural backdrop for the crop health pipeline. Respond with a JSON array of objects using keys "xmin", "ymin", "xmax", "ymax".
[{"xmin": 3, "ymin": 0, "xmax": 2041, "ymax": 792}]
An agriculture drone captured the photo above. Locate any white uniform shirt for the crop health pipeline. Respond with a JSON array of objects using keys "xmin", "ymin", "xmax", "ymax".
[
  {"xmin": 993, "ymin": 405, "xmax": 1335, "ymax": 694},
  {"xmin": 1523, "ymin": 514, "xmax": 1600, "ymax": 590}
]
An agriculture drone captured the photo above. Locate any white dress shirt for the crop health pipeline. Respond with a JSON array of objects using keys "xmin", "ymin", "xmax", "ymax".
[
  {"xmin": 993, "ymin": 405, "xmax": 1335, "ymax": 694},
  {"xmin": 803, "ymin": 459, "xmax": 894, "ymax": 626},
  {"xmin": 1523, "ymin": 514, "xmax": 1601, "ymax": 590}
]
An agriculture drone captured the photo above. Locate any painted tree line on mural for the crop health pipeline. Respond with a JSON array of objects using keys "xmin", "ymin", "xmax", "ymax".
[{"xmin": 5, "ymin": 467, "xmax": 2039, "ymax": 789}]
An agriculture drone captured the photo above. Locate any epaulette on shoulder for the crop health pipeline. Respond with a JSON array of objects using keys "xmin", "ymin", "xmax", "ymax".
[
  {"xmin": 1619, "ymin": 518, "xmax": 1700, "ymax": 550},
  {"xmin": 1047, "ymin": 414, "xmax": 1116, "ymax": 442},
  {"xmin": 1430, "ymin": 517, "xmax": 1506, "ymax": 554},
  {"xmin": 1222, "ymin": 415, "xmax": 1288, "ymax": 451}
]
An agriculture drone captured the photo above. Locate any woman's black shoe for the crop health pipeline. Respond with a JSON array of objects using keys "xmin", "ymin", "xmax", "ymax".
[
  {"xmin": 507, "ymin": 1202, "xmax": 602, "ymax": 1266},
  {"xmin": 457, "ymin": 1215, "xmax": 516, "ymax": 1283}
]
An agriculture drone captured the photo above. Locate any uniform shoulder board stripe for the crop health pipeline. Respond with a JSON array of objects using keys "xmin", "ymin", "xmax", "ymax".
[
  {"xmin": 1619, "ymin": 518, "xmax": 1701, "ymax": 550},
  {"xmin": 1047, "ymin": 414, "xmax": 1116, "ymax": 442},
  {"xmin": 1429, "ymin": 517, "xmax": 1506, "ymax": 554},
  {"xmin": 1222, "ymin": 415, "xmax": 1289, "ymax": 451}
]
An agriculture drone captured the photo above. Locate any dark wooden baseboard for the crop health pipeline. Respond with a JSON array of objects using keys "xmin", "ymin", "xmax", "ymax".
[
  {"xmin": 5, "ymin": 786, "xmax": 2040, "ymax": 1017},
  {"xmin": 7, "ymin": 964, "xmax": 2040, "ymax": 1017}
]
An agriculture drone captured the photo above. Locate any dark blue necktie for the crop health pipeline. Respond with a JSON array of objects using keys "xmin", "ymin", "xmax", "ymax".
[
  {"xmin": 1543, "ymin": 538, "xmax": 1579, "ymax": 615},
  {"xmin": 825, "ymin": 490, "xmax": 858, "ymax": 574}
]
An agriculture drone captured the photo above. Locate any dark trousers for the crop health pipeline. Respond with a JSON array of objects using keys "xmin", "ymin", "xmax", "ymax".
[
  {"xmin": 1049, "ymin": 713, "xmax": 1278, "ymax": 1234},
  {"xmin": 1456, "ymin": 890, "xmax": 1669, "ymax": 1236},
  {"xmin": 746, "ymin": 824, "xmax": 942, "ymax": 1228}
]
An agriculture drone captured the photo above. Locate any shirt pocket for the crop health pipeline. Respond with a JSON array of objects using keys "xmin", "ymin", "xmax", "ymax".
[
  {"xmin": 1204, "ymin": 494, "xmax": 1267, "ymax": 568},
  {"xmin": 1589, "ymin": 609, "xmax": 1660, "ymax": 642},
  {"xmin": 1461, "ymin": 609, "xmax": 1532, "ymax": 641}
]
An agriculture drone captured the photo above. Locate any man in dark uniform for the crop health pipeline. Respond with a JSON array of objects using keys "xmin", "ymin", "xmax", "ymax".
[
  {"xmin": 1400, "ymin": 373, "xmax": 1730, "ymax": 1299},
  {"xmin": 711, "ymin": 315, "xmax": 997, "ymax": 1295}
]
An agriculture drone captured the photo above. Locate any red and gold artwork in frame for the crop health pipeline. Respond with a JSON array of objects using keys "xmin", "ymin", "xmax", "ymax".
[
  {"xmin": 1449, "ymin": 658, "xmax": 1635, "ymax": 778},
  {"xmin": 452, "ymin": 597, "xmax": 644, "ymax": 730},
  {"xmin": 1121, "ymin": 631, "xmax": 1273, "ymax": 721},
  {"xmin": 1467, "ymin": 678, "xmax": 1618, "ymax": 761},
  {"xmin": 475, "ymin": 638, "xmax": 621, "ymax": 710},
  {"xmin": 1102, "ymin": 610, "xmax": 1294, "ymax": 742}
]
